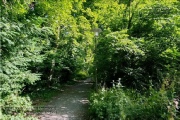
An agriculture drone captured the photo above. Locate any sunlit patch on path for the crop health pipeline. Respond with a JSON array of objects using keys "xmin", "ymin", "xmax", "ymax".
[{"xmin": 37, "ymin": 79, "xmax": 93, "ymax": 120}]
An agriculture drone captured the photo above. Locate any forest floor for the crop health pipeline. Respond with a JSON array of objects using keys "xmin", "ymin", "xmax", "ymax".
[{"xmin": 34, "ymin": 78, "xmax": 93, "ymax": 120}]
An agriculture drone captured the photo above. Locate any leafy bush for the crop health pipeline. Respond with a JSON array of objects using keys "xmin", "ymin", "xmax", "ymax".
[
  {"xmin": 93, "ymin": 1, "xmax": 180, "ymax": 90},
  {"xmin": 75, "ymin": 70, "xmax": 89, "ymax": 80},
  {"xmin": 89, "ymin": 82, "xmax": 178, "ymax": 120},
  {"xmin": 89, "ymin": 86, "xmax": 131, "ymax": 120},
  {"xmin": 95, "ymin": 30, "xmax": 145, "ymax": 88},
  {"xmin": 126, "ymin": 89, "xmax": 174, "ymax": 120},
  {"xmin": 0, "ymin": 15, "xmax": 49, "ymax": 119},
  {"xmin": 2, "ymin": 114, "xmax": 38, "ymax": 120}
]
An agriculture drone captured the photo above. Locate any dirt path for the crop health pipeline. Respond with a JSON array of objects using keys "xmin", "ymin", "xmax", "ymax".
[{"xmin": 37, "ymin": 79, "xmax": 93, "ymax": 120}]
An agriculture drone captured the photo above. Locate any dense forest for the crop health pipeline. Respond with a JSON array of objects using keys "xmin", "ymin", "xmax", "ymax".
[{"xmin": 0, "ymin": 0, "xmax": 180, "ymax": 119}]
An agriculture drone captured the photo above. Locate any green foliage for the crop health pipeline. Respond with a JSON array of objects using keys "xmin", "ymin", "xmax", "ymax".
[
  {"xmin": 95, "ymin": 30, "xmax": 145, "ymax": 88},
  {"xmin": 126, "ymin": 89, "xmax": 172, "ymax": 120},
  {"xmin": 2, "ymin": 115, "xmax": 38, "ymax": 120},
  {"xmin": 1, "ymin": 0, "xmax": 180, "ymax": 119},
  {"xmin": 92, "ymin": 0, "xmax": 180, "ymax": 90},
  {"xmin": 1, "ymin": 0, "xmax": 94, "ymax": 118},
  {"xmin": 90, "ymin": 87, "xmax": 131, "ymax": 120},
  {"xmin": 1, "ymin": 5, "xmax": 51, "ymax": 118},
  {"xmin": 89, "ymin": 1, "xmax": 180, "ymax": 117},
  {"xmin": 75, "ymin": 70, "xmax": 89, "ymax": 80},
  {"xmin": 89, "ymin": 84, "xmax": 178, "ymax": 120}
]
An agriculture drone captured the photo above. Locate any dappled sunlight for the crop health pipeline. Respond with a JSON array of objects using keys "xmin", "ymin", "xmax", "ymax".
[
  {"xmin": 79, "ymin": 99, "xmax": 89, "ymax": 104},
  {"xmin": 37, "ymin": 79, "xmax": 92, "ymax": 120},
  {"xmin": 39, "ymin": 113, "xmax": 79, "ymax": 120}
]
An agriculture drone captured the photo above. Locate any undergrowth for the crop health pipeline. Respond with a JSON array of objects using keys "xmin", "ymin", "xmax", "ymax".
[{"xmin": 89, "ymin": 81, "xmax": 179, "ymax": 120}]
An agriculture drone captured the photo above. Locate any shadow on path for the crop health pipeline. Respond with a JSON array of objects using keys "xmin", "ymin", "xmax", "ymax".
[{"xmin": 37, "ymin": 79, "xmax": 93, "ymax": 120}]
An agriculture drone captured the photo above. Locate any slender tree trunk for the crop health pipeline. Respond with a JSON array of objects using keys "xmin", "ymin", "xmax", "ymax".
[{"xmin": 48, "ymin": 26, "xmax": 60, "ymax": 87}]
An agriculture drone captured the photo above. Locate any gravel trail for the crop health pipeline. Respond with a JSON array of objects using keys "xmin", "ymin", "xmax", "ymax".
[{"xmin": 37, "ymin": 79, "xmax": 93, "ymax": 120}]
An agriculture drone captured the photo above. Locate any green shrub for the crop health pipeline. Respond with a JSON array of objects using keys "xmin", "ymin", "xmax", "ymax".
[
  {"xmin": 2, "ymin": 114, "xmax": 38, "ymax": 120},
  {"xmin": 89, "ymin": 85, "xmax": 131, "ymax": 120},
  {"xmin": 95, "ymin": 30, "xmax": 145, "ymax": 88},
  {"xmin": 126, "ymin": 89, "xmax": 175, "ymax": 120},
  {"xmin": 75, "ymin": 70, "xmax": 89, "ymax": 80},
  {"xmin": 89, "ymin": 83, "xmax": 178, "ymax": 120},
  {"xmin": 0, "ymin": 13, "xmax": 50, "ymax": 119}
]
